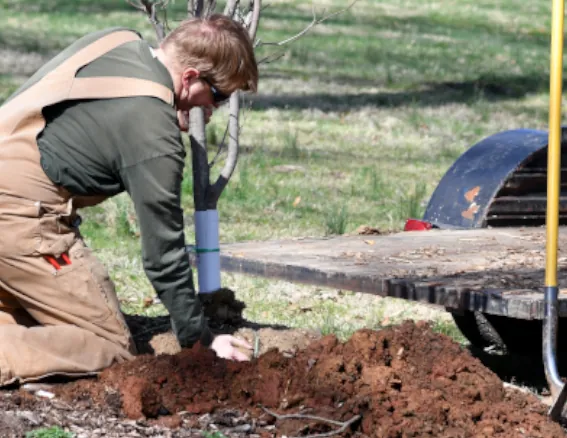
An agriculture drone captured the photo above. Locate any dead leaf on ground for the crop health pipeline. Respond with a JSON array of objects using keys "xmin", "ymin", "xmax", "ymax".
[{"xmin": 357, "ymin": 225, "xmax": 382, "ymax": 235}]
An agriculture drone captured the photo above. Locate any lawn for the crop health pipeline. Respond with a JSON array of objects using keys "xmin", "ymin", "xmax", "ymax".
[{"xmin": 0, "ymin": 0, "xmax": 557, "ymax": 341}]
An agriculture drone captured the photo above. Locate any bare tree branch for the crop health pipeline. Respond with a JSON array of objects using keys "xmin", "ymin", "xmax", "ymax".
[
  {"xmin": 207, "ymin": 92, "xmax": 240, "ymax": 206},
  {"xmin": 257, "ymin": 52, "xmax": 285, "ymax": 65},
  {"xmin": 205, "ymin": 0, "xmax": 260, "ymax": 207},
  {"xmin": 126, "ymin": 0, "xmax": 146, "ymax": 12},
  {"xmin": 261, "ymin": 407, "xmax": 361, "ymax": 438},
  {"xmin": 208, "ymin": 124, "xmax": 229, "ymax": 169},
  {"xmin": 189, "ymin": 0, "xmax": 205, "ymax": 17},
  {"xmin": 258, "ymin": 0, "xmax": 358, "ymax": 47},
  {"xmin": 128, "ymin": 0, "xmax": 169, "ymax": 40},
  {"xmin": 205, "ymin": 0, "xmax": 217, "ymax": 17},
  {"xmin": 246, "ymin": 0, "xmax": 261, "ymax": 40},
  {"xmin": 223, "ymin": 0, "xmax": 240, "ymax": 18}
]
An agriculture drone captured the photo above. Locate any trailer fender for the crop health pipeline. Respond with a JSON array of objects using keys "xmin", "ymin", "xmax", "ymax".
[{"xmin": 423, "ymin": 128, "xmax": 557, "ymax": 228}]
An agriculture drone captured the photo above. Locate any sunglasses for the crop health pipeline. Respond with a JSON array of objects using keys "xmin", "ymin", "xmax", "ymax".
[{"xmin": 201, "ymin": 77, "xmax": 230, "ymax": 104}]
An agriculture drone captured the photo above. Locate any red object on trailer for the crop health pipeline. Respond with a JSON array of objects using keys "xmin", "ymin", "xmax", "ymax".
[{"xmin": 404, "ymin": 219, "xmax": 433, "ymax": 231}]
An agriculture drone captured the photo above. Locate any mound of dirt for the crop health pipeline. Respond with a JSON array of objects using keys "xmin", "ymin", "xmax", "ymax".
[{"xmin": 55, "ymin": 321, "xmax": 566, "ymax": 437}]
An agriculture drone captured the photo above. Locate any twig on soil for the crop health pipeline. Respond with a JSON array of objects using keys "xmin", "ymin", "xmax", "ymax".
[
  {"xmin": 261, "ymin": 406, "xmax": 360, "ymax": 438},
  {"xmin": 52, "ymin": 400, "xmax": 74, "ymax": 411},
  {"xmin": 253, "ymin": 332, "xmax": 260, "ymax": 358}
]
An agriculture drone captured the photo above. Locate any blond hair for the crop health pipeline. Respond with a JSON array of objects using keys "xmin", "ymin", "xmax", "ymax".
[{"xmin": 162, "ymin": 14, "xmax": 258, "ymax": 94}]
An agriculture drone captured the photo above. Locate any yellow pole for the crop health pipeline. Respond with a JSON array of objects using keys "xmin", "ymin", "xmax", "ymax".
[
  {"xmin": 544, "ymin": 0, "xmax": 567, "ymax": 420},
  {"xmin": 546, "ymin": 0, "xmax": 564, "ymax": 286}
]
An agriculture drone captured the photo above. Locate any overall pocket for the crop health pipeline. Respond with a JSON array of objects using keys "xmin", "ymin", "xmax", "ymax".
[
  {"xmin": 36, "ymin": 197, "xmax": 78, "ymax": 257},
  {"xmin": 50, "ymin": 244, "xmax": 113, "ymax": 325},
  {"xmin": 37, "ymin": 213, "xmax": 77, "ymax": 257}
]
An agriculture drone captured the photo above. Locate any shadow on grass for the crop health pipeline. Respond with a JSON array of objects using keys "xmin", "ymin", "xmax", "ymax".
[
  {"xmin": 249, "ymin": 73, "xmax": 551, "ymax": 111},
  {"xmin": 259, "ymin": 6, "xmax": 551, "ymax": 48},
  {"xmin": 3, "ymin": 0, "xmax": 152, "ymax": 14}
]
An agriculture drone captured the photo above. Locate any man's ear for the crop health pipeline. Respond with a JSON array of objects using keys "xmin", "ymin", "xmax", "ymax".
[{"xmin": 181, "ymin": 68, "xmax": 200, "ymax": 88}]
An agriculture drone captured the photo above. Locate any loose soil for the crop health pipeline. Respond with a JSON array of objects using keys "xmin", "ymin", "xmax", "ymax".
[
  {"xmin": 1, "ymin": 290, "xmax": 565, "ymax": 436},
  {"xmin": 5, "ymin": 320, "xmax": 566, "ymax": 438}
]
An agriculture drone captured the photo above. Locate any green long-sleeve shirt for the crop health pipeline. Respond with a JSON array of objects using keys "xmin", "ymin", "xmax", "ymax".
[{"xmin": 11, "ymin": 28, "xmax": 213, "ymax": 347}]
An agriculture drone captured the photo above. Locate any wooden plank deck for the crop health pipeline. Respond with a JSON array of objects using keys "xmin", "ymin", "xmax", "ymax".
[{"xmin": 219, "ymin": 227, "xmax": 567, "ymax": 320}]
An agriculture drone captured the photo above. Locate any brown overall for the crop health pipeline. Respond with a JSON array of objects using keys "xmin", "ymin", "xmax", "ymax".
[{"xmin": 0, "ymin": 31, "xmax": 174, "ymax": 385}]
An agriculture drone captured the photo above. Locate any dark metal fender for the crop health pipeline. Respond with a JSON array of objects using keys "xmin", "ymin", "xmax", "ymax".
[{"xmin": 423, "ymin": 129, "xmax": 551, "ymax": 228}]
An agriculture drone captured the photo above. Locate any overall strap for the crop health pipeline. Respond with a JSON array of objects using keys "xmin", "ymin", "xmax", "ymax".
[
  {"xmin": 0, "ymin": 31, "xmax": 156, "ymax": 136},
  {"xmin": 47, "ymin": 30, "xmax": 142, "ymax": 78},
  {"xmin": 0, "ymin": 29, "xmax": 174, "ymax": 206},
  {"xmin": 68, "ymin": 77, "xmax": 174, "ymax": 105}
]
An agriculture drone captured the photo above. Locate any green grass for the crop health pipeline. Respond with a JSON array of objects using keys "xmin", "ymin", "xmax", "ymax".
[
  {"xmin": 202, "ymin": 431, "xmax": 228, "ymax": 438},
  {"xmin": 1, "ymin": 0, "xmax": 555, "ymax": 342},
  {"xmin": 26, "ymin": 427, "xmax": 73, "ymax": 438},
  {"xmin": 431, "ymin": 319, "xmax": 468, "ymax": 345}
]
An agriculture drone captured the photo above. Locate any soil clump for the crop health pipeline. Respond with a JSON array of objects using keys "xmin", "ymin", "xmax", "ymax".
[{"xmin": 53, "ymin": 321, "xmax": 566, "ymax": 437}]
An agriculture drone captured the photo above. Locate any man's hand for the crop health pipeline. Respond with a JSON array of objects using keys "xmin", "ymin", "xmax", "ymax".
[
  {"xmin": 211, "ymin": 334, "xmax": 253, "ymax": 361},
  {"xmin": 177, "ymin": 110, "xmax": 189, "ymax": 132}
]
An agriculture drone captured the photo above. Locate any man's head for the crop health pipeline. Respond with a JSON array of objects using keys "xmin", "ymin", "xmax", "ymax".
[{"xmin": 160, "ymin": 14, "xmax": 258, "ymax": 112}]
